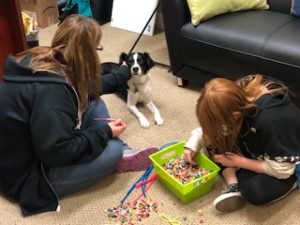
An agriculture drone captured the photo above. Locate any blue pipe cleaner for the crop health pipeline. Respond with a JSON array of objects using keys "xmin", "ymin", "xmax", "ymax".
[{"xmin": 119, "ymin": 166, "xmax": 153, "ymax": 207}]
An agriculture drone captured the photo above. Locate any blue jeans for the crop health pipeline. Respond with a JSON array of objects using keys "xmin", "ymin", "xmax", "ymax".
[{"xmin": 47, "ymin": 99, "xmax": 124, "ymax": 197}]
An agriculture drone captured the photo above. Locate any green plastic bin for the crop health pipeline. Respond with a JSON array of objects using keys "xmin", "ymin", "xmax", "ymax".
[{"xmin": 149, "ymin": 141, "xmax": 220, "ymax": 203}]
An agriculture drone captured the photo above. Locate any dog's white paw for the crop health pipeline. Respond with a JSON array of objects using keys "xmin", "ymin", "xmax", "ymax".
[
  {"xmin": 155, "ymin": 117, "xmax": 164, "ymax": 126},
  {"xmin": 139, "ymin": 118, "xmax": 150, "ymax": 128}
]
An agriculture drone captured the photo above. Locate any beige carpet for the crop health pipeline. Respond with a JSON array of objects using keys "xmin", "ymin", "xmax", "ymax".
[{"xmin": 1, "ymin": 23, "xmax": 299, "ymax": 225}]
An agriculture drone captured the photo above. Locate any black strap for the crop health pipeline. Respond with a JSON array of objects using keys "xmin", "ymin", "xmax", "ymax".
[{"xmin": 127, "ymin": 3, "xmax": 170, "ymax": 70}]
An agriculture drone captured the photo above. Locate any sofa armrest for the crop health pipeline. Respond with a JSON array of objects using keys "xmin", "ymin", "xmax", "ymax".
[{"xmin": 161, "ymin": 0, "xmax": 191, "ymax": 74}]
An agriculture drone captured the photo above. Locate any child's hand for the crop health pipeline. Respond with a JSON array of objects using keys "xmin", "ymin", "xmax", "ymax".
[
  {"xmin": 213, "ymin": 152, "xmax": 242, "ymax": 168},
  {"xmin": 108, "ymin": 119, "xmax": 127, "ymax": 137},
  {"xmin": 183, "ymin": 147, "xmax": 196, "ymax": 164}
]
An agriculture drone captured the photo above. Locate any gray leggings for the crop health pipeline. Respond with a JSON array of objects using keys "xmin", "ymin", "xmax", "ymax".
[{"xmin": 47, "ymin": 100, "xmax": 124, "ymax": 197}]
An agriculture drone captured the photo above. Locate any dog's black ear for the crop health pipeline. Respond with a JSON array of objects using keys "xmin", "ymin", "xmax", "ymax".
[
  {"xmin": 119, "ymin": 52, "xmax": 128, "ymax": 65},
  {"xmin": 143, "ymin": 52, "xmax": 154, "ymax": 70}
]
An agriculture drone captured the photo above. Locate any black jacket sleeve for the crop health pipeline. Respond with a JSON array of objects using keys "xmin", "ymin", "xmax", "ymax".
[
  {"xmin": 101, "ymin": 65, "xmax": 130, "ymax": 95},
  {"xmin": 30, "ymin": 84, "xmax": 113, "ymax": 166}
]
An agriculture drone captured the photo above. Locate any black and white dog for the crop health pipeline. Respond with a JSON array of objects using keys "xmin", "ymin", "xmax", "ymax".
[{"xmin": 120, "ymin": 52, "xmax": 163, "ymax": 128}]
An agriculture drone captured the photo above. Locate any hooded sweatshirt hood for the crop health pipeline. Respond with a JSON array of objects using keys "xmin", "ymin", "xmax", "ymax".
[
  {"xmin": 254, "ymin": 76, "xmax": 290, "ymax": 113},
  {"xmin": 239, "ymin": 77, "xmax": 300, "ymax": 160},
  {"xmin": 4, "ymin": 55, "xmax": 67, "ymax": 84}
]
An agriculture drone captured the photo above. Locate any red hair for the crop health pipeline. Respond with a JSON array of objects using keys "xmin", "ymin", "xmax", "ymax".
[
  {"xmin": 196, "ymin": 78, "xmax": 252, "ymax": 153},
  {"xmin": 196, "ymin": 74, "xmax": 287, "ymax": 153}
]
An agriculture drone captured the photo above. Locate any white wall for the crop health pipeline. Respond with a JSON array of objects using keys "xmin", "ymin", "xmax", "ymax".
[{"xmin": 110, "ymin": 0, "xmax": 159, "ymax": 36}]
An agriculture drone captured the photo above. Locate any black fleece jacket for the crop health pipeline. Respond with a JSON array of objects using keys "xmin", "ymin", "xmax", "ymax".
[
  {"xmin": 0, "ymin": 56, "xmax": 129, "ymax": 215},
  {"xmin": 238, "ymin": 88, "xmax": 300, "ymax": 161}
]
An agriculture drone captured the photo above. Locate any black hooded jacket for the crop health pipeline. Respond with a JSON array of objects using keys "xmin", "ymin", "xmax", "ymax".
[
  {"xmin": 238, "ymin": 86, "xmax": 300, "ymax": 161},
  {"xmin": 0, "ymin": 56, "xmax": 129, "ymax": 215}
]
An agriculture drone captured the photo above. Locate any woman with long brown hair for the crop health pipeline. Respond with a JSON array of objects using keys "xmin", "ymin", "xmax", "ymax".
[
  {"xmin": 0, "ymin": 15, "xmax": 157, "ymax": 215},
  {"xmin": 184, "ymin": 74, "xmax": 300, "ymax": 212}
]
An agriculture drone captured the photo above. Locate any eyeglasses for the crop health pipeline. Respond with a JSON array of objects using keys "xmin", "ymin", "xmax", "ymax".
[{"xmin": 96, "ymin": 44, "xmax": 104, "ymax": 51}]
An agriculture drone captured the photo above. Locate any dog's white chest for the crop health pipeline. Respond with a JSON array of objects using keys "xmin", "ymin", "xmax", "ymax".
[
  {"xmin": 127, "ymin": 75, "xmax": 152, "ymax": 102},
  {"xmin": 129, "ymin": 74, "xmax": 148, "ymax": 85}
]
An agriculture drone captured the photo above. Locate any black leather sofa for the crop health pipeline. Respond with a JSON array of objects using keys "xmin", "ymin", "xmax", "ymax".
[{"xmin": 161, "ymin": 0, "xmax": 300, "ymax": 106}]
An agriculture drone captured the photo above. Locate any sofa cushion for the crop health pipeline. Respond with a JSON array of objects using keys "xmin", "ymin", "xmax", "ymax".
[
  {"xmin": 187, "ymin": 0, "xmax": 269, "ymax": 25},
  {"xmin": 260, "ymin": 15, "xmax": 300, "ymax": 92},
  {"xmin": 180, "ymin": 10, "xmax": 297, "ymax": 78},
  {"xmin": 262, "ymin": 18, "xmax": 300, "ymax": 65}
]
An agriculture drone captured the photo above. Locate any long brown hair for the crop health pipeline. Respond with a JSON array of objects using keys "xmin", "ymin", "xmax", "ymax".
[
  {"xmin": 51, "ymin": 15, "xmax": 102, "ymax": 111},
  {"xmin": 196, "ymin": 74, "xmax": 287, "ymax": 153},
  {"xmin": 16, "ymin": 46, "xmax": 67, "ymax": 75}
]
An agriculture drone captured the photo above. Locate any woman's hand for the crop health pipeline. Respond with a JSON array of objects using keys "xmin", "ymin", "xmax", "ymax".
[
  {"xmin": 212, "ymin": 152, "xmax": 243, "ymax": 168},
  {"xmin": 183, "ymin": 147, "xmax": 196, "ymax": 164},
  {"xmin": 108, "ymin": 119, "xmax": 127, "ymax": 137}
]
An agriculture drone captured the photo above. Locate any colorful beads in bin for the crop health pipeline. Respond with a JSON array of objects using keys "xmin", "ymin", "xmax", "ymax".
[
  {"xmin": 162, "ymin": 156, "xmax": 211, "ymax": 184},
  {"xmin": 149, "ymin": 141, "xmax": 220, "ymax": 203}
]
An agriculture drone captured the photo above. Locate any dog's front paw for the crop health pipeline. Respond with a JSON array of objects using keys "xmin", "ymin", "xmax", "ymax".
[
  {"xmin": 140, "ymin": 118, "xmax": 150, "ymax": 128},
  {"xmin": 155, "ymin": 117, "xmax": 164, "ymax": 126}
]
